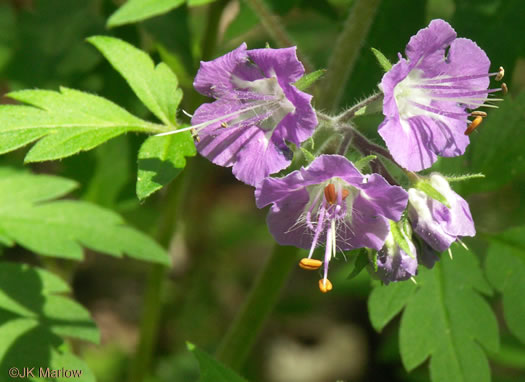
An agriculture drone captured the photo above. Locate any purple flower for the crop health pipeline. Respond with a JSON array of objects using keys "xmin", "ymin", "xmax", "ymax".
[
  {"xmin": 186, "ymin": 43, "xmax": 317, "ymax": 186},
  {"xmin": 255, "ymin": 155, "xmax": 408, "ymax": 289},
  {"xmin": 408, "ymin": 173, "xmax": 475, "ymax": 252},
  {"xmin": 374, "ymin": 229, "xmax": 418, "ymax": 284},
  {"xmin": 378, "ymin": 19, "xmax": 502, "ymax": 171}
]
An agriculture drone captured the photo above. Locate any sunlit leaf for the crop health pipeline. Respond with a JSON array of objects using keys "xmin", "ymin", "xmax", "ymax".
[
  {"xmin": 88, "ymin": 36, "xmax": 182, "ymax": 126},
  {"xmin": 0, "ymin": 170, "xmax": 169, "ymax": 264},
  {"xmin": 107, "ymin": 0, "xmax": 186, "ymax": 28},
  {"xmin": 137, "ymin": 133, "xmax": 196, "ymax": 200},
  {"xmin": 0, "ymin": 87, "xmax": 159, "ymax": 162}
]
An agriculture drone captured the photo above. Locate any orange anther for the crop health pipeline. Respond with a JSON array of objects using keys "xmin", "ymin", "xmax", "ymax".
[
  {"xmin": 324, "ymin": 183, "xmax": 336, "ymax": 205},
  {"xmin": 341, "ymin": 189, "xmax": 350, "ymax": 200},
  {"xmin": 501, "ymin": 82, "xmax": 508, "ymax": 96},
  {"xmin": 299, "ymin": 258, "xmax": 322, "ymax": 270},
  {"xmin": 318, "ymin": 279, "xmax": 333, "ymax": 293},
  {"xmin": 464, "ymin": 116, "xmax": 483, "ymax": 136}
]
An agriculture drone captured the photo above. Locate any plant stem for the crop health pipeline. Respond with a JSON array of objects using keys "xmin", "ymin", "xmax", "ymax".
[
  {"xmin": 216, "ymin": 244, "xmax": 299, "ymax": 371},
  {"xmin": 243, "ymin": 0, "xmax": 313, "ymax": 72},
  {"xmin": 201, "ymin": 0, "xmax": 230, "ymax": 61},
  {"xmin": 336, "ymin": 92, "xmax": 383, "ymax": 123},
  {"xmin": 129, "ymin": 170, "xmax": 190, "ymax": 382},
  {"xmin": 318, "ymin": 0, "xmax": 382, "ymax": 112}
]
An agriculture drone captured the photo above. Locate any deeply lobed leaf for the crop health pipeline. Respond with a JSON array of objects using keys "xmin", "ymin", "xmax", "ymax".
[
  {"xmin": 0, "ymin": 87, "xmax": 158, "ymax": 162},
  {"xmin": 0, "ymin": 171, "xmax": 169, "ymax": 264},
  {"xmin": 369, "ymin": 247, "xmax": 498, "ymax": 382},
  {"xmin": 0, "ymin": 262, "xmax": 98, "ymax": 381},
  {"xmin": 485, "ymin": 226, "xmax": 525, "ymax": 344}
]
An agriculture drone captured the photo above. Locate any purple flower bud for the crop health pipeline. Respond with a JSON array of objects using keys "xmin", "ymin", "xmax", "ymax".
[
  {"xmin": 190, "ymin": 43, "xmax": 317, "ymax": 186},
  {"xmin": 408, "ymin": 173, "xmax": 475, "ymax": 252},
  {"xmin": 378, "ymin": 19, "xmax": 503, "ymax": 171},
  {"xmin": 374, "ymin": 229, "xmax": 418, "ymax": 284},
  {"xmin": 256, "ymin": 155, "xmax": 408, "ymax": 286}
]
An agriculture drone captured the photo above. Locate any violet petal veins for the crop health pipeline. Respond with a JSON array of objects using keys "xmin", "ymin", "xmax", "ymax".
[
  {"xmin": 187, "ymin": 43, "xmax": 317, "ymax": 186},
  {"xmin": 255, "ymin": 155, "xmax": 408, "ymax": 288},
  {"xmin": 378, "ymin": 19, "xmax": 502, "ymax": 171},
  {"xmin": 374, "ymin": 229, "xmax": 418, "ymax": 284}
]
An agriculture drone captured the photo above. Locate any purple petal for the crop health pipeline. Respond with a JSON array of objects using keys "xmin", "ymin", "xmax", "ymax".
[
  {"xmin": 378, "ymin": 117, "xmax": 438, "ymax": 171},
  {"xmin": 194, "ymin": 43, "xmax": 248, "ymax": 98},
  {"xmin": 406, "ymin": 19, "xmax": 457, "ymax": 76},
  {"xmin": 276, "ymin": 86, "xmax": 318, "ymax": 146},
  {"xmin": 359, "ymin": 174, "xmax": 409, "ymax": 221},
  {"xmin": 231, "ymin": 129, "xmax": 292, "ymax": 187},
  {"xmin": 338, "ymin": 206, "xmax": 390, "ymax": 251},
  {"xmin": 248, "ymin": 47, "xmax": 305, "ymax": 86},
  {"xmin": 301, "ymin": 154, "xmax": 363, "ymax": 186},
  {"xmin": 255, "ymin": 170, "xmax": 305, "ymax": 208},
  {"xmin": 265, "ymin": 191, "xmax": 312, "ymax": 250},
  {"xmin": 376, "ymin": 239, "xmax": 418, "ymax": 284}
]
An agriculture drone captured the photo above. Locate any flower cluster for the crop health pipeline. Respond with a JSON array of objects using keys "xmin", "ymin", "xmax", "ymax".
[{"xmin": 166, "ymin": 19, "xmax": 501, "ymax": 292}]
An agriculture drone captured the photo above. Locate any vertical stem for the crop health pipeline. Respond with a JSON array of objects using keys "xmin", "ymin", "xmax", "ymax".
[
  {"xmin": 243, "ymin": 0, "xmax": 314, "ymax": 72},
  {"xmin": 318, "ymin": 0, "xmax": 382, "ymax": 112},
  {"xmin": 216, "ymin": 244, "xmax": 299, "ymax": 371},
  {"xmin": 201, "ymin": 0, "xmax": 230, "ymax": 61},
  {"xmin": 129, "ymin": 170, "xmax": 190, "ymax": 382}
]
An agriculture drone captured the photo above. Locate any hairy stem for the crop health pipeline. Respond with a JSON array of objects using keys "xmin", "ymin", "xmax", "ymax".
[
  {"xmin": 243, "ymin": 0, "xmax": 313, "ymax": 72},
  {"xmin": 216, "ymin": 244, "xmax": 299, "ymax": 371},
  {"xmin": 318, "ymin": 0, "xmax": 382, "ymax": 112},
  {"xmin": 336, "ymin": 92, "xmax": 383, "ymax": 123}
]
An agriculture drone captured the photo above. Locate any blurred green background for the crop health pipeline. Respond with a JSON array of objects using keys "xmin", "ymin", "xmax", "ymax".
[{"xmin": 1, "ymin": 0, "xmax": 524, "ymax": 381}]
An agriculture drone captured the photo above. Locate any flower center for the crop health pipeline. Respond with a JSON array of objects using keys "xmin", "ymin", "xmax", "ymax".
[{"xmin": 298, "ymin": 179, "xmax": 358, "ymax": 293}]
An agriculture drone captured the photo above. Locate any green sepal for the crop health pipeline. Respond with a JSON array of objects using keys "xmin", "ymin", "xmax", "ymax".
[
  {"xmin": 445, "ymin": 173, "xmax": 486, "ymax": 183},
  {"xmin": 368, "ymin": 249, "xmax": 378, "ymax": 272},
  {"xmin": 354, "ymin": 155, "xmax": 377, "ymax": 171},
  {"xmin": 389, "ymin": 220, "xmax": 414, "ymax": 258},
  {"xmin": 293, "ymin": 69, "xmax": 326, "ymax": 91},
  {"xmin": 300, "ymin": 147, "xmax": 316, "ymax": 164},
  {"xmin": 414, "ymin": 180, "xmax": 451, "ymax": 208},
  {"xmin": 371, "ymin": 47, "xmax": 392, "ymax": 72},
  {"xmin": 347, "ymin": 249, "xmax": 369, "ymax": 280}
]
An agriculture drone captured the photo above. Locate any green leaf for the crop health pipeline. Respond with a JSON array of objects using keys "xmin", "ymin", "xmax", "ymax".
[
  {"xmin": 107, "ymin": 0, "xmax": 186, "ymax": 28},
  {"xmin": 371, "ymin": 47, "xmax": 392, "ymax": 72},
  {"xmin": 0, "ymin": 87, "xmax": 157, "ymax": 162},
  {"xmin": 347, "ymin": 249, "xmax": 369, "ymax": 280},
  {"xmin": 0, "ymin": 261, "xmax": 98, "ymax": 381},
  {"xmin": 187, "ymin": 342, "xmax": 249, "ymax": 382},
  {"xmin": 88, "ymin": 36, "xmax": 182, "ymax": 126},
  {"xmin": 485, "ymin": 226, "xmax": 525, "ymax": 344},
  {"xmin": 398, "ymin": 247, "xmax": 498, "ymax": 382},
  {"xmin": 368, "ymin": 280, "xmax": 417, "ymax": 331},
  {"xmin": 414, "ymin": 180, "xmax": 451, "ymax": 208},
  {"xmin": 299, "ymin": 146, "xmax": 316, "ymax": 164},
  {"xmin": 0, "ymin": 170, "xmax": 169, "ymax": 264},
  {"xmin": 187, "ymin": 0, "xmax": 216, "ymax": 5},
  {"xmin": 293, "ymin": 69, "xmax": 326, "ymax": 91},
  {"xmin": 137, "ymin": 133, "xmax": 196, "ymax": 200}
]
